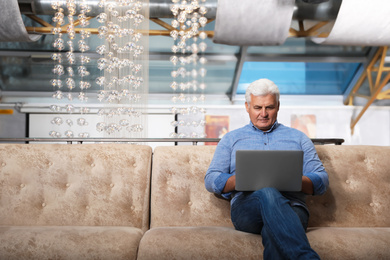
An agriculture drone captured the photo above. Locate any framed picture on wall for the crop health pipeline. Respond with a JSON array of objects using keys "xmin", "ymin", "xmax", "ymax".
[
  {"xmin": 291, "ymin": 114, "xmax": 316, "ymax": 138},
  {"xmin": 205, "ymin": 115, "xmax": 230, "ymax": 145}
]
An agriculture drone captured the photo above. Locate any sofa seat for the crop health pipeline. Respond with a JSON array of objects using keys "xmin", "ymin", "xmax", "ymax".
[
  {"xmin": 138, "ymin": 226, "xmax": 390, "ymax": 260},
  {"xmin": 0, "ymin": 226, "xmax": 143, "ymax": 260},
  {"xmin": 138, "ymin": 226, "xmax": 262, "ymax": 260},
  {"xmin": 139, "ymin": 226, "xmax": 390, "ymax": 260},
  {"xmin": 307, "ymin": 227, "xmax": 390, "ymax": 259}
]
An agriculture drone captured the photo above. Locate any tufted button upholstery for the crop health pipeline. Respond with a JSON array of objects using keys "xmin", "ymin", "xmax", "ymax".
[
  {"xmin": 150, "ymin": 145, "xmax": 390, "ymax": 229},
  {"xmin": 150, "ymin": 145, "xmax": 232, "ymax": 228},
  {"xmin": 308, "ymin": 145, "xmax": 390, "ymax": 227},
  {"xmin": 0, "ymin": 144, "xmax": 152, "ymax": 231}
]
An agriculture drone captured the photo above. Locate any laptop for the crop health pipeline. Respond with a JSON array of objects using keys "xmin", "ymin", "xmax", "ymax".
[{"xmin": 235, "ymin": 150, "xmax": 303, "ymax": 192}]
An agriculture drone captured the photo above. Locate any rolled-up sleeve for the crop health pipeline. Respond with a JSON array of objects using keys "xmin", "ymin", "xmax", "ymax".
[
  {"xmin": 301, "ymin": 137, "xmax": 329, "ymax": 196},
  {"xmin": 205, "ymin": 138, "xmax": 233, "ymax": 199}
]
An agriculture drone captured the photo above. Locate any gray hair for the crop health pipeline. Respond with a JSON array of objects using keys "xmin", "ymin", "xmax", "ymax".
[{"xmin": 245, "ymin": 78, "xmax": 280, "ymax": 104}]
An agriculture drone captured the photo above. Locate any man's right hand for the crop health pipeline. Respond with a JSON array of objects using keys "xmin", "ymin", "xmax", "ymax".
[{"xmin": 223, "ymin": 175, "xmax": 236, "ymax": 193}]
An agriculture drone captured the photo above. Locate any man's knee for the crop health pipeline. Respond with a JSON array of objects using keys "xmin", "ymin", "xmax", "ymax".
[
  {"xmin": 253, "ymin": 187, "xmax": 280, "ymax": 198},
  {"xmin": 253, "ymin": 187, "xmax": 285, "ymax": 205}
]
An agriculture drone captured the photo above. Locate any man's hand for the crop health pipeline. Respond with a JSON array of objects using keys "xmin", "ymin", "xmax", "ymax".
[
  {"xmin": 301, "ymin": 176, "xmax": 314, "ymax": 195},
  {"xmin": 223, "ymin": 175, "xmax": 236, "ymax": 193},
  {"xmin": 223, "ymin": 175, "xmax": 314, "ymax": 194}
]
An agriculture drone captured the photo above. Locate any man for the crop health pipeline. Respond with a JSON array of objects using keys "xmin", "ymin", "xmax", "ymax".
[{"xmin": 205, "ymin": 78, "xmax": 328, "ymax": 259}]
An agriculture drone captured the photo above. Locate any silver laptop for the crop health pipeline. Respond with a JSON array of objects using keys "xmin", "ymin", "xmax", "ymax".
[{"xmin": 235, "ymin": 150, "xmax": 303, "ymax": 192}]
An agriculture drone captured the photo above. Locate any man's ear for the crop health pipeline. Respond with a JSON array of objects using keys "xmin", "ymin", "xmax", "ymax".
[
  {"xmin": 245, "ymin": 102, "xmax": 250, "ymax": 113},
  {"xmin": 277, "ymin": 101, "xmax": 280, "ymax": 111}
]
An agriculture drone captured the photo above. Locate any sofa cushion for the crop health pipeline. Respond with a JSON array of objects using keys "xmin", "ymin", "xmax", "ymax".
[
  {"xmin": 0, "ymin": 144, "xmax": 152, "ymax": 231},
  {"xmin": 0, "ymin": 226, "xmax": 143, "ymax": 260},
  {"xmin": 307, "ymin": 227, "xmax": 390, "ymax": 259},
  {"xmin": 137, "ymin": 226, "xmax": 263, "ymax": 260},
  {"xmin": 137, "ymin": 226, "xmax": 390, "ymax": 260},
  {"xmin": 308, "ymin": 145, "xmax": 390, "ymax": 227},
  {"xmin": 150, "ymin": 145, "xmax": 232, "ymax": 228}
]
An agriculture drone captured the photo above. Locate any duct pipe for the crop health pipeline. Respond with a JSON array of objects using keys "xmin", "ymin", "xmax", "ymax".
[
  {"xmin": 294, "ymin": 0, "xmax": 341, "ymax": 21},
  {"xmin": 18, "ymin": 0, "xmax": 218, "ymax": 19},
  {"xmin": 18, "ymin": 0, "xmax": 341, "ymax": 21}
]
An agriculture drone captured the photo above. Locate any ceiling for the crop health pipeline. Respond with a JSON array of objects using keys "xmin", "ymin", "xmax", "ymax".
[{"xmin": 0, "ymin": 0, "xmax": 385, "ymax": 108}]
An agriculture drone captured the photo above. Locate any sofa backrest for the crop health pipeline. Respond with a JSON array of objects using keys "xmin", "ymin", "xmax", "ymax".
[
  {"xmin": 0, "ymin": 144, "xmax": 152, "ymax": 232},
  {"xmin": 151, "ymin": 145, "xmax": 390, "ymax": 228},
  {"xmin": 308, "ymin": 145, "xmax": 390, "ymax": 227},
  {"xmin": 150, "ymin": 145, "xmax": 233, "ymax": 228}
]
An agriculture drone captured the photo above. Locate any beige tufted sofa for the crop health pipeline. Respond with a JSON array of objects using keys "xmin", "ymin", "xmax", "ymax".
[
  {"xmin": 1, "ymin": 143, "xmax": 390, "ymax": 259},
  {"xmin": 138, "ymin": 145, "xmax": 390, "ymax": 260},
  {"xmin": 0, "ymin": 144, "xmax": 152, "ymax": 260}
]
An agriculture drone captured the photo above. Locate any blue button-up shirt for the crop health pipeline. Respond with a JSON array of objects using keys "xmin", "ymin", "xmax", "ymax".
[{"xmin": 205, "ymin": 121, "xmax": 329, "ymax": 211}]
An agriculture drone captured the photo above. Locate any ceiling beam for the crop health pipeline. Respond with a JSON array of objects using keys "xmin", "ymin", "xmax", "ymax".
[
  {"xmin": 230, "ymin": 46, "xmax": 248, "ymax": 103},
  {"xmin": 347, "ymin": 46, "xmax": 390, "ymax": 134}
]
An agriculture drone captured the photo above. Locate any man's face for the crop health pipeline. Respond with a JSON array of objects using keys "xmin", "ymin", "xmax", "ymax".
[{"xmin": 245, "ymin": 94, "xmax": 280, "ymax": 132}]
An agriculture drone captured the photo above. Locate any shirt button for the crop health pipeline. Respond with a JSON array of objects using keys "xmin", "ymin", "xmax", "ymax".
[{"xmin": 264, "ymin": 143, "xmax": 267, "ymax": 145}]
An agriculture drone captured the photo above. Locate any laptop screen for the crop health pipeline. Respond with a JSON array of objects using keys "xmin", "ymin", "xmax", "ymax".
[{"xmin": 235, "ymin": 150, "xmax": 303, "ymax": 192}]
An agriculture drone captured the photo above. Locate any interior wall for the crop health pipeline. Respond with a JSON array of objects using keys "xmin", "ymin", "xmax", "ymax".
[
  {"xmin": 5, "ymin": 102, "xmax": 388, "ymax": 146},
  {"xmin": 28, "ymin": 113, "xmax": 175, "ymax": 148},
  {"xmin": 199, "ymin": 104, "xmax": 389, "ymax": 146},
  {"xmin": 0, "ymin": 107, "xmax": 26, "ymax": 141}
]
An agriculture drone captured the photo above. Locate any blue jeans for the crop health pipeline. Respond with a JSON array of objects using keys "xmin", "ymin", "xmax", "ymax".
[{"xmin": 231, "ymin": 187, "xmax": 320, "ymax": 260}]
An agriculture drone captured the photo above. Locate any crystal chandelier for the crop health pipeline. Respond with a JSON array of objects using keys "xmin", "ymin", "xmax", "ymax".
[
  {"xmin": 169, "ymin": 0, "xmax": 208, "ymax": 139},
  {"xmin": 49, "ymin": 0, "xmax": 149, "ymax": 140},
  {"xmin": 95, "ymin": 0, "xmax": 149, "ymax": 139},
  {"xmin": 50, "ymin": 0, "xmax": 92, "ymax": 139}
]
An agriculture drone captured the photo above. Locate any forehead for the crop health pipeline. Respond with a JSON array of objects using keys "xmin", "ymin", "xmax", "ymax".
[{"xmin": 250, "ymin": 94, "xmax": 278, "ymax": 105}]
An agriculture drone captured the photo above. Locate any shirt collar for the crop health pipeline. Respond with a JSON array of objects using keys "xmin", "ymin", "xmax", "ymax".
[{"xmin": 250, "ymin": 120, "xmax": 279, "ymax": 133}]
